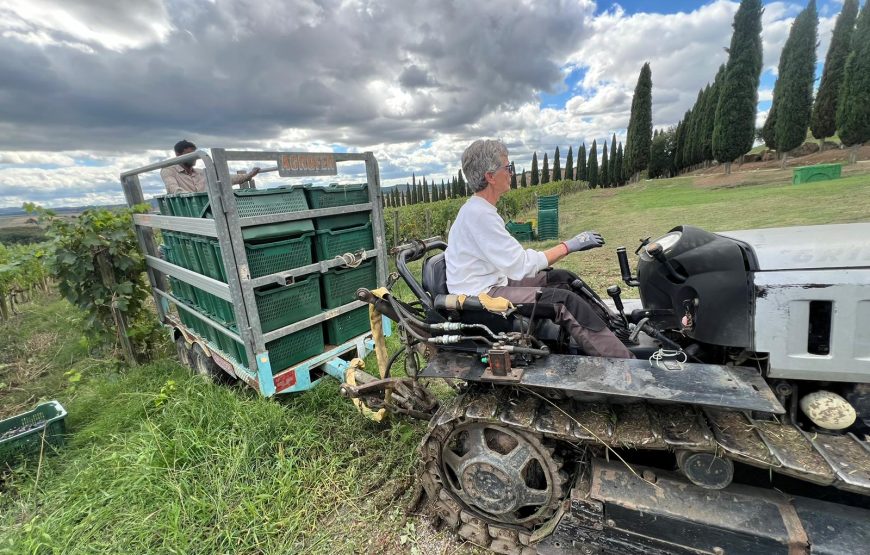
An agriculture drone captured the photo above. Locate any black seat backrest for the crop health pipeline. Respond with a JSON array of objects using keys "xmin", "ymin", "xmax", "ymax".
[{"xmin": 422, "ymin": 252, "xmax": 448, "ymax": 297}]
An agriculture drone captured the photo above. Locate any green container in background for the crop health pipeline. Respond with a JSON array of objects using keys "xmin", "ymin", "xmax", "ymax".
[
  {"xmin": 792, "ymin": 163, "xmax": 842, "ymax": 184},
  {"xmin": 0, "ymin": 401, "xmax": 67, "ymax": 465}
]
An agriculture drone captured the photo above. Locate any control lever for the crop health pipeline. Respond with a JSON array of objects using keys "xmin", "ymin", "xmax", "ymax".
[
  {"xmin": 645, "ymin": 243, "xmax": 686, "ymax": 283},
  {"xmin": 606, "ymin": 285, "xmax": 630, "ymax": 328},
  {"xmin": 617, "ymin": 247, "xmax": 640, "ymax": 287}
]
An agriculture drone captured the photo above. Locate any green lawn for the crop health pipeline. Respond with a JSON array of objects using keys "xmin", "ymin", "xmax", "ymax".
[
  {"xmin": 2, "ymin": 170, "xmax": 869, "ymax": 554},
  {"xmin": 524, "ymin": 171, "xmax": 870, "ymax": 293}
]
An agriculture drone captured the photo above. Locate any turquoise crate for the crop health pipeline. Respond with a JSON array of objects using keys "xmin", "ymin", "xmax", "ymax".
[
  {"xmin": 255, "ymin": 274, "xmax": 322, "ymax": 333},
  {"xmin": 267, "ymin": 325, "xmax": 324, "ymax": 373},
  {"xmin": 0, "ymin": 401, "xmax": 67, "ymax": 465},
  {"xmin": 245, "ymin": 232, "xmax": 314, "ymax": 279},
  {"xmin": 314, "ymin": 222, "xmax": 374, "ymax": 261},
  {"xmin": 321, "ymin": 260, "xmax": 377, "ymax": 309},
  {"xmin": 324, "ymin": 306, "xmax": 370, "ymax": 344}
]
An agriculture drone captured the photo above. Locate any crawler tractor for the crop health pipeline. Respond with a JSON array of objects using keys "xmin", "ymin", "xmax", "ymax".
[{"xmin": 352, "ymin": 223, "xmax": 870, "ymax": 555}]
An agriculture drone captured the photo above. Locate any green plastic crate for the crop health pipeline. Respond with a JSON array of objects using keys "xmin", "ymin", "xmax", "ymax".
[
  {"xmin": 325, "ymin": 306, "xmax": 370, "ymax": 344},
  {"xmin": 245, "ymin": 232, "xmax": 315, "ymax": 279},
  {"xmin": 233, "ymin": 186, "xmax": 308, "ymax": 218},
  {"xmin": 305, "ymin": 184, "xmax": 370, "ymax": 230},
  {"xmin": 0, "ymin": 401, "xmax": 67, "ymax": 465},
  {"xmin": 155, "ymin": 195, "xmax": 170, "ymax": 216},
  {"xmin": 267, "ymin": 325, "xmax": 324, "ymax": 373},
  {"xmin": 314, "ymin": 222, "xmax": 374, "ymax": 261},
  {"xmin": 194, "ymin": 238, "xmax": 224, "ymax": 281},
  {"xmin": 793, "ymin": 163, "xmax": 842, "ymax": 184},
  {"xmin": 321, "ymin": 260, "xmax": 377, "ymax": 309},
  {"xmin": 186, "ymin": 192, "xmax": 210, "ymax": 218},
  {"xmin": 255, "ymin": 275, "xmax": 322, "ymax": 333}
]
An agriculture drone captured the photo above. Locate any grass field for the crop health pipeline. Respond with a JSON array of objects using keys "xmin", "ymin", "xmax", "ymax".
[{"xmin": 2, "ymin": 169, "xmax": 869, "ymax": 554}]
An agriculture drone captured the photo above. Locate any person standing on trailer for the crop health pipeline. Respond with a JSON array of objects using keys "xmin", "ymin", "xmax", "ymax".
[
  {"xmin": 445, "ymin": 139, "xmax": 633, "ymax": 358},
  {"xmin": 160, "ymin": 139, "xmax": 261, "ymax": 193}
]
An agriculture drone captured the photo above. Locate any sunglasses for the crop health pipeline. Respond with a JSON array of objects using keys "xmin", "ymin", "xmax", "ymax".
[{"xmin": 490, "ymin": 162, "xmax": 515, "ymax": 176}]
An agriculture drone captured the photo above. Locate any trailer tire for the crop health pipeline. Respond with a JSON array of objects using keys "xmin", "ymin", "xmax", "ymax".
[
  {"xmin": 175, "ymin": 336, "xmax": 192, "ymax": 369},
  {"xmin": 191, "ymin": 344, "xmax": 227, "ymax": 383}
]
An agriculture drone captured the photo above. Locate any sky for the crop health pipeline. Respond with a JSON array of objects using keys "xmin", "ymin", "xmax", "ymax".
[{"xmin": 0, "ymin": 0, "xmax": 853, "ymax": 209}]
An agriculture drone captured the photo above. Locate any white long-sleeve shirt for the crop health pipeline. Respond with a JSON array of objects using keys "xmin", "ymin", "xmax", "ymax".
[{"xmin": 445, "ymin": 196, "xmax": 548, "ymax": 296}]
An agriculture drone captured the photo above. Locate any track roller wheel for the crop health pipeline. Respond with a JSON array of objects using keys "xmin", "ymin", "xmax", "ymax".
[{"xmin": 418, "ymin": 396, "xmax": 569, "ymax": 554}]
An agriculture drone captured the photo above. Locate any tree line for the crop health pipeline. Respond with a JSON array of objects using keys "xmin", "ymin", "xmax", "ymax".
[{"xmin": 647, "ymin": 0, "xmax": 869, "ymax": 178}]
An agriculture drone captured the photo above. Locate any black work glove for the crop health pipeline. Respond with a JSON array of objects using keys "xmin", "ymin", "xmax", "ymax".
[{"xmin": 562, "ymin": 230, "xmax": 605, "ymax": 254}]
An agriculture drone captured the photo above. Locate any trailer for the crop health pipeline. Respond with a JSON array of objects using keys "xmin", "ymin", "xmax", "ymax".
[{"xmin": 120, "ymin": 149, "xmax": 390, "ymax": 396}]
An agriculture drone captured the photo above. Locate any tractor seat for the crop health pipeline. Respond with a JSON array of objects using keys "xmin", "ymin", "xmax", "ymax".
[{"xmin": 422, "ymin": 252, "xmax": 449, "ymax": 298}]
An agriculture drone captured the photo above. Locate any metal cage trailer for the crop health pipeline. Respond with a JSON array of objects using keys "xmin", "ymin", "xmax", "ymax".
[{"xmin": 120, "ymin": 149, "xmax": 390, "ymax": 396}]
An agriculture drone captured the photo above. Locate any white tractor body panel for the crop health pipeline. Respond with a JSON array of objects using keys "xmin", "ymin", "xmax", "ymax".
[
  {"xmin": 753, "ymin": 269, "xmax": 870, "ymax": 382},
  {"xmin": 719, "ymin": 223, "xmax": 870, "ymax": 271}
]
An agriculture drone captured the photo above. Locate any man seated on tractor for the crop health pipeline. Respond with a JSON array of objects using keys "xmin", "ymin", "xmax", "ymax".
[
  {"xmin": 445, "ymin": 139, "xmax": 633, "ymax": 358},
  {"xmin": 160, "ymin": 139, "xmax": 261, "ymax": 194}
]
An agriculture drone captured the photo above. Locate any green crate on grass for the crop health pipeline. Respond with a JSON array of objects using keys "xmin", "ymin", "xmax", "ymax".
[
  {"xmin": 314, "ymin": 222, "xmax": 374, "ymax": 261},
  {"xmin": 254, "ymin": 274, "xmax": 322, "ymax": 333},
  {"xmin": 305, "ymin": 184, "xmax": 370, "ymax": 230},
  {"xmin": 325, "ymin": 306, "xmax": 371, "ymax": 344},
  {"xmin": 267, "ymin": 325, "xmax": 324, "ymax": 373},
  {"xmin": 0, "ymin": 401, "xmax": 67, "ymax": 465},
  {"xmin": 321, "ymin": 260, "xmax": 377, "ymax": 309}
]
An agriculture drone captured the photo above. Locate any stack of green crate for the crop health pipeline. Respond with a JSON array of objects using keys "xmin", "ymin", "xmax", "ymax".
[
  {"xmin": 506, "ymin": 220, "xmax": 534, "ymax": 242},
  {"xmin": 537, "ymin": 195, "xmax": 560, "ymax": 240},
  {"xmin": 159, "ymin": 186, "xmax": 325, "ymax": 372},
  {"xmin": 304, "ymin": 184, "xmax": 376, "ymax": 344}
]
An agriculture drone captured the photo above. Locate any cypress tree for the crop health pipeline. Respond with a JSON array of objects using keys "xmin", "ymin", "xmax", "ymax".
[
  {"xmin": 531, "ymin": 152, "xmax": 540, "ymax": 185},
  {"xmin": 609, "ymin": 134, "xmax": 617, "ymax": 187},
  {"xmin": 713, "ymin": 0, "xmax": 764, "ymax": 174},
  {"xmin": 565, "ymin": 146, "xmax": 574, "ymax": 180},
  {"xmin": 677, "ymin": 109, "xmax": 692, "ymax": 169},
  {"xmin": 615, "ymin": 142, "xmax": 624, "ymax": 185},
  {"xmin": 577, "ymin": 143, "xmax": 587, "ymax": 181},
  {"xmin": 587, "ymin": 140, "xmax": 599, "ymax": 188},
  {"xmin": 673, "ymin": 119, "xmax": 686, "ymax": 173},
  {"xmin": 702, "ymin": 66, "xmax": 726, "ymax": 163},
  {"xmin": 686, "ymin": 89, "xmax": 704, "ymax": 165},
  {"xmin": 510, "ymin": 167, "xmax": 518, "ymax": 189},
  {"xmin": 837, "ymin": 0, "xmax": 870, "ymax": 162},
  {"xmin": 600, "ymin": 140, "xmax": 610, "ymax": 187},
  {"xmin": 422, "ymin": 177, "xmax": 430, "ymax": 202},
  {"xmin": 553, "ymin": 147, "xmax": 562, "ymax": 181},
  {"xmin": 442, "ymin": 181, "xmax": 449, "ymax": 199},
  {"xmin": 410, "ymin": 183, "xmax": 417, "ymax": 204},
  {"xmin": 812, "ymin": 0, "xmax": 859, "ymax": 144},
  {"xmin": 542, "ymin": 152, "xmax": 550, "ymax": 184},
  {"xmin": 520, "ymin": 168, "xmax": 528, "ymax": 188},
  {"xmin": 761, "ymin": 90, "xmax": 779, "ymax": 150},
  {"xmin": 451, "ymin": 176, "xmax": 458, "ymax": 197},
  {"xmin": 772, "ymin": 0, "xmax": 819, "ymax": 161},
  {"xmin": 625, "ymin": 62, "xmax": 653, "ymax": 180},
  {"xmin": 458, "ymin": 170, "xmax": 466, "ymax": 195}
]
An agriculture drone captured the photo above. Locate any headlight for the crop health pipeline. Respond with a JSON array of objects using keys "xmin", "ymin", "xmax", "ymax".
[{"xmin": 656, "ymin": 231, "xmax": 682, "ymax": 252}]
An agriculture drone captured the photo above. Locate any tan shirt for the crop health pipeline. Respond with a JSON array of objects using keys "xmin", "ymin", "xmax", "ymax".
[{"xmin": 160, "ymin": 165, "xmax": 250, "ymax": 194}]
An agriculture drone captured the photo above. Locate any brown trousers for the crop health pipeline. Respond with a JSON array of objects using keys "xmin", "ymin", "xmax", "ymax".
[{"xmin": 489, "ymin": 271, "xmax": 633, "ymax": 358}]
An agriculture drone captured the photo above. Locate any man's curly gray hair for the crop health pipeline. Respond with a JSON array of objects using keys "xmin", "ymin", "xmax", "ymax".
[{"xmin": 461, "ymin": 139, "xmax": 508, "ymax": 193}]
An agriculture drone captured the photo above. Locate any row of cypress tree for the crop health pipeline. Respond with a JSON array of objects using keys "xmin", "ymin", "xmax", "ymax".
[{"xmin": 389, "ymin": 0, "xmax": 869, "ymax": 203}]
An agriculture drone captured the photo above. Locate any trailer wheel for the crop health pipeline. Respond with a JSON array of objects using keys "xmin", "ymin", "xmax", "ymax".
[
  {"xmin": 175, "ymin": 336, "xmax": 192, "ymax": 368},
  {"xmin": 191, "ymin": 344, "xmax": 226, "ymax": 383}
]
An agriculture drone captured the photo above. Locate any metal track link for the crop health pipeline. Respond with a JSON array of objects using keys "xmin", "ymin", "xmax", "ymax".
[{"xmin": 417, "ymin": 388, "xmax": 870, "ymax": 553}]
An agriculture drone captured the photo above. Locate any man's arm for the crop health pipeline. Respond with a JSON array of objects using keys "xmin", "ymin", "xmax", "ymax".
[
  {"xmin": 543, "ymin": 243, "xmax": 569, "ymax": 265},
  {"xmin": 230, "ymin": 167, "xmax": 261, "ymax": 185}
]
